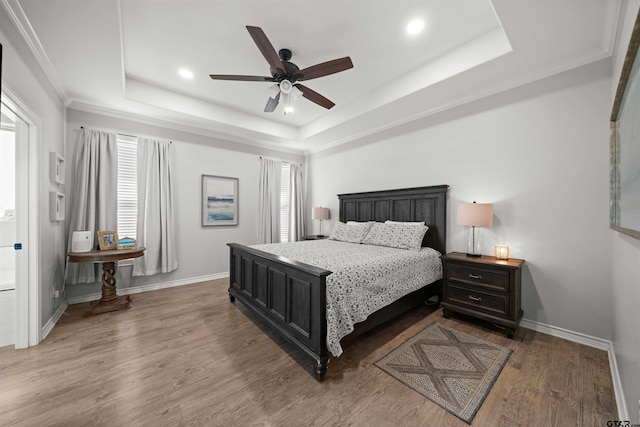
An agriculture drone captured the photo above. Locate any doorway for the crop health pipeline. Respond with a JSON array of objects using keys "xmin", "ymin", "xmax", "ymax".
[
  {"xmin": 0, "ymin": 92, "xmax": 39, "ymax": 349},
  {"xmin": 0, "ymin": 104, "xmax": 17, "ymax": 346}
]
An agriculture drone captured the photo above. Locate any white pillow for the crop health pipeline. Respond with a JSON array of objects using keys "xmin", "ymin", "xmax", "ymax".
[
  {"xmin": 362, "ymin": 222, "xmax": 428, "ymax": 251},
  {"xmin": 329, "ymin": 221, "xmax": 374, "ymax": 243}
]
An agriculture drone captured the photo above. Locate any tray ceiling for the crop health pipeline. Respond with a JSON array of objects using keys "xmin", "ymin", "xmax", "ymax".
[{"xmin": 2, "ymin": 0, "xmax": 619, "ymax": 153}]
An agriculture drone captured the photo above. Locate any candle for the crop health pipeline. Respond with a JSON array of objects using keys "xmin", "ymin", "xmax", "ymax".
[{"xmin": 494, "ymin": 245, "xmax": 510, "ymax": 260}]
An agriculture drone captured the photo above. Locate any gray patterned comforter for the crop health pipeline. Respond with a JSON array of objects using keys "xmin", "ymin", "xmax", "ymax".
[{"xmin": 251, "ymin": 239, "xmax": 442, "ymax": 357}]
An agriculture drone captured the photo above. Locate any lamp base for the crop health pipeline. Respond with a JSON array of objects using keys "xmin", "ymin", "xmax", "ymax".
[{"xmin": 464, "ymin": 226, "xmax": 483, "ymax": 258}]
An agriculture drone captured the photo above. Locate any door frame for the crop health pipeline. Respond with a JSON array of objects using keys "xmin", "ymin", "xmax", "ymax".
[{"xmin": 2, "ymin": 84, "xmax": 40, "ymax": 348}]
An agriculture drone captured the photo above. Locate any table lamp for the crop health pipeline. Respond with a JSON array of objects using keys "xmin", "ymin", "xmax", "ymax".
[
  {"xmin": 312, "ymin": 207, "xmax": 330, "ymax": 237},
  {"xmin": 457, "ymin": 201, "xmax": 493, "ymax": 257}
]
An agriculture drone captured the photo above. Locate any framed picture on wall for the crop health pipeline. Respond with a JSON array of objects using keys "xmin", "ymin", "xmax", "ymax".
[
  {"xmin": 610, "ymin": 7, "xmax": 640, "ymax": 241},
  {"xmin": 202, "ymin": 175, "xmax": 238, "ymax": 226},
  {"xmin": 1, "ymin": 43, "xmax": 3, "ymax": 117}
]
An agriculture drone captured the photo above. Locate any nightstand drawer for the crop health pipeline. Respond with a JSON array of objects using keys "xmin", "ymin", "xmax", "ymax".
[
  {"xmin": 448, "ymin": 264, "xmax": 509, "ymax": 292},
  {"xmin": 447, "ymin": 284, "xmax": 508, "ymax": 317}
]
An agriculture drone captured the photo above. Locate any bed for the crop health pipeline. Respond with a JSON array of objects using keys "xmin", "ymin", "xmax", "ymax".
[{"xmin": 227, "ymin": 185, "xmax": 448, "ymax": 380}]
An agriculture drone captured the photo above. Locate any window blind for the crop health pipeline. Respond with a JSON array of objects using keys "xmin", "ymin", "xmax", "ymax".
[
  {"xmin": 280, "ymin": 163, "xmax": 290, "ymax": 243},
  {"xmin": 117, "ymin": 135, "xmax": 137, "ymax": 240}
]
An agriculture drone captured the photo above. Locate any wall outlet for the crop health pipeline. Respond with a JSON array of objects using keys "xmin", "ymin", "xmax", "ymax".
[{"xmin": 53, "ymin": 290, "xmax": 60, "ymax": 299}]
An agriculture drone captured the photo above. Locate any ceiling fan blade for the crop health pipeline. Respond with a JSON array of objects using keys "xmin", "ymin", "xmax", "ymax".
[
  {"xmin": 264, "ymin": 92, "xmax": 280, "ymax": 113},
  {"xmin": 246, "ymin": 26, "xmax": 285, "ymax": 75},
  {"xmin": 295, "ymin": 84, "xmax": 335, "ymax": 109},
  {"xmin": 293, "ymin": 57, "xmax": 353, "ymax": 82},
  {"xmin": 209, "ymin": 74, "xmax": 275, "ymax": 82}
]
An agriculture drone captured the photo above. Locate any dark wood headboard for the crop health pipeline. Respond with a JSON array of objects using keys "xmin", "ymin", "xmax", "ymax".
[{"xmin": 338, "ymin": 185, "xmax": 448, "ymax": 254}]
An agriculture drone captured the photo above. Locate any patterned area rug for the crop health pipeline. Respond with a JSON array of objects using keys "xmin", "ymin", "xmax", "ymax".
[{"xmin": 375, "ymin": 322, "xmax": 512, "ymax": 424}]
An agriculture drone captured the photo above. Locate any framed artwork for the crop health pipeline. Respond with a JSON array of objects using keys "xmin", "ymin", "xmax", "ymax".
[
  {"xmin": 1, "ymin": 43, "xmax": 3, "ymax": 118},
  {"xmin": 202, "ymin": 175, "xmax": 238, "ymax": 226},
  {"xmin": 610, "ymin": 8, "xmax": 640, "ymax": 240},
  {"xmin": 97, "ymin": 230, "xmax": 119, "ymax": 250}
]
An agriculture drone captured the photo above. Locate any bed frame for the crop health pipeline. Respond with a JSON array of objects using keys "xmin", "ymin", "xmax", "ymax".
[{"xmin": 227, "ymin": 185, "xmax": 448, "ymax": 380}]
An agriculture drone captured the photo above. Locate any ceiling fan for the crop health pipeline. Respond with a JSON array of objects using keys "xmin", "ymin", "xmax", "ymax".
[{"xmin": 209, "ymin": 26, "xmax": 353, "ymax": 113}]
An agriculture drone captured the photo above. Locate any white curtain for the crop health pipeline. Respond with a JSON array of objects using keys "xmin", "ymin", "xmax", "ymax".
[
  {"xmin": 289, "ymin": 163, "xmax": 306, "ymax": 241},
  {"xmin": 257, "ymin": 157, "xmax": 281, "ymax": 244},
  {"xmin": 66, "ymin": 128, "xmax": 118, "ymax": 284},
  {"xmin": 133, "ymin": 138, "xmax": 178, "ymax": 276}
]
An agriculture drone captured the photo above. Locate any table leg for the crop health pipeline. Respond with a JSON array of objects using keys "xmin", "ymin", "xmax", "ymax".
[{"xmin": 84, "ymin": 261, "xmax": 132, "ymax": 317}]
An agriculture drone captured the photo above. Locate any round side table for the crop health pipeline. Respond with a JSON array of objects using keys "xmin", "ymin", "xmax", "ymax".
[{"xmin": 67, "ymin": 247, "xmax": 145, "ymax": 317}]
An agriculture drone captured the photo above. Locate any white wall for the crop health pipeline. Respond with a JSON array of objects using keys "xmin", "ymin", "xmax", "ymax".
[
  {"xmin": 1, "ymin": 6, "xmax": 67, "ymax": 332},
  {"xmin": 65, "ymin": 109, "xmax": 304, "ymax": 299},
  {"xmin": 611, "ymin": 0, "xmax": 640, "ymax": 421},
  {"xmin": 308, "ymin": 58, "xmax": 613, "ymax": 341}
]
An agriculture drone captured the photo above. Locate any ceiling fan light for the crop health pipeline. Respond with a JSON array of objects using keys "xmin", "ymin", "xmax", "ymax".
[
  {"xmin": 283, "ymin": 90, "xmax": 294, "ymax": 115},
  {"xmin": 279, "ymin": 79, "xmax": 293, "ymax": 94},
  {"xmin": 267, "ymin": 84, "xmax": 280, "ymax": 98},
  {"xmin": 292, "ymin": 86, "xmax": 304, "ymax": 101}
]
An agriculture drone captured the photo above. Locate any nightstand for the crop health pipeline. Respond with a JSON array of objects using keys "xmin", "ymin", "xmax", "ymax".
[
  {"xmin": 301, "ymin": 235, "xmax": 329, "ymax": 240},
  {"xmin": 440, "ymin": 252, "xmax": 525, "ymax": 338}
]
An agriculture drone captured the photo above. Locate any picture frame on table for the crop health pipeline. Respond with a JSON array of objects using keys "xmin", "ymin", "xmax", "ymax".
[
  {"xmin": 202, "ymin": 175, "xmax": 239, "ymax": 227},
  {"xmin": 97, "ymin": 230, "xmax": 119, "ymax": 250},
  {"xmin": 116, "ymin": 237, "xmax": 137, "ymax": 250}
]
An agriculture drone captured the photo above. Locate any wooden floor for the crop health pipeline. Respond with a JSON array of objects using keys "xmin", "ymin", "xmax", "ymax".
[{"xmin": 0, "ymin": 279, "xmax": 617, "ymax": 426}]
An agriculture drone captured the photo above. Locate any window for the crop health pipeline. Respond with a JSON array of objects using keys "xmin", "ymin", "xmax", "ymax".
[
  {"xmin": 280, "ymin": 162, "xmax": 291, "ymax": 242},
  {"xmin": 117, "ymin": 135, "xmax": 137, "ymax": 240}
]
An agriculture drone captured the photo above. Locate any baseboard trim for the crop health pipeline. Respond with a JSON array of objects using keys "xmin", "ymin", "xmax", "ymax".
[
  {"xmin": 520, "ymin": 318, "xmax": 610, "ymax": 350},
  {"xmin": 606, "ymin": 344, "xmax": 629, "ymax": 422},
  {"xmin": 67, "ymin": 272, "xmax": 229, "ymax": 305},
  {"xmin": 520, "ymin": 318, "xmax": 628, "ymax": 420},
  {"xmin": 42, "ymin": 300, "xmax": 68, "ymax": 341}
]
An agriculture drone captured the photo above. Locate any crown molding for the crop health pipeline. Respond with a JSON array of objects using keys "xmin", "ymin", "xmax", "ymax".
[
  {"xmin": 602, "ymin": 0, "xmax": 622, "ymax": 55},
  {"xmin": 67, "ymin": 100, "xmax": 306, "ymax": 156},
  {"xmin": 0, "ymin": 0, "xmax": 68, "ymax": 103}
]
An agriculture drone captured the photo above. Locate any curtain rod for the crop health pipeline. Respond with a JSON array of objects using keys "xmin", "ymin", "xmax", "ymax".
[
  {"xmin": 80, "ymin": 126, "xmax": 135, "ymax": 139},
  {"xmin": 80, "ymin": 126, "xmax": 171, "ymax": 143},
  {"xmin": 259, "ymin": 155, "xmax": 302, "ymax": 166}
]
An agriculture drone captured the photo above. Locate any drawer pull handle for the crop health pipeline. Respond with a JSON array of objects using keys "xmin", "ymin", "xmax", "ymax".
[
  {"xmin": 469, "ymin": 295, "xmax": 482, "ymax": 302},
  {"xmin": 468, "ymin": 274, "xmax": 482, "ymax": 280}
]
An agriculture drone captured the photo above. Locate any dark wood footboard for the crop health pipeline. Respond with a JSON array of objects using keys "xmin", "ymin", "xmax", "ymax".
[{"xmin": 227, "ymin": 242, "xmax": 333, "ymax": 380}]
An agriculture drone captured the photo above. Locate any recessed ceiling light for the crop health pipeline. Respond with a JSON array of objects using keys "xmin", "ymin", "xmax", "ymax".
[
  {"xmin": 178, "ymin": 68, "xmax": 194, "ymax": 80},
  {"xmin": 406, "ymin": 18, "xmax": 425, "ymax": 35}
]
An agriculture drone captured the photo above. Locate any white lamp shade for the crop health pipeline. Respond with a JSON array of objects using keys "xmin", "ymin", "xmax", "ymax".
[
  {"xmin": 457, "ymin": 202, "xmax": 493, "ymax": 227},
  {"xmin": 292, "ymin": 85, "xmax": 304, "ymax": 101},
  {"xmin": 267, "ymin": 84, "xmax": 280, "ymax": 98},
  {"xmin": 312, "ymin": 207, "xmax": 330, "ymax": 220}
]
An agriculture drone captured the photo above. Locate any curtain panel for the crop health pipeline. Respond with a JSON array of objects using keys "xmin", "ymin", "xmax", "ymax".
[
  {"xmin": 289, "ymin": 163, "xmax": 306, "ymax": 241},
  {"xmin": 257, "ymin": 157, "xmax": 281, "ymax": 244},
  {"xmin": 133, "ymin": 138, "xmax": 178, "ymax": 276},
  {"xmin": 66, "ymin": 128, "xmax": 118, "ymax": 284}
]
